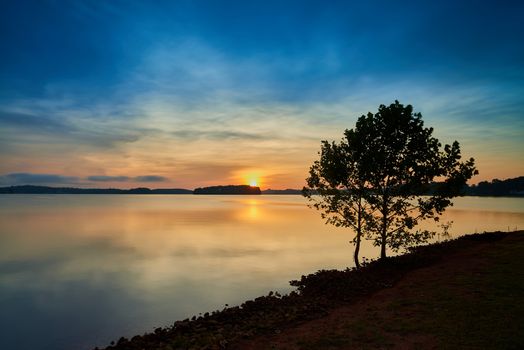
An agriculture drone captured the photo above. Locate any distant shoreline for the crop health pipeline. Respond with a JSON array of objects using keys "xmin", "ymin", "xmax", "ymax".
[
  {"xmin": 0, "ymin": 185, "xmax": 193, "ymax": 195},
  {"xmin": 1, "ymin": 178, "xmax": 523, "ymax": 197},
  {"xmin": 0, "ymin": 185, "xmax": 288, "ymax": 195}
]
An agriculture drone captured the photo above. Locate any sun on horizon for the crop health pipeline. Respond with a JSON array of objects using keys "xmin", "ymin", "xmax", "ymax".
[{"xmin": 243, "ymin": 172, "xmax": 262, "ymax": 188}]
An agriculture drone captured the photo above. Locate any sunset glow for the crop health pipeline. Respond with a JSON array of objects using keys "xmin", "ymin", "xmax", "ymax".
[
  {"xmin": 243, "ymin": 172, "xmax": 262, "ymax": 188},
  {"xmin": 0, "ymin": 1, "xmax": 522, "ymax": 189}
]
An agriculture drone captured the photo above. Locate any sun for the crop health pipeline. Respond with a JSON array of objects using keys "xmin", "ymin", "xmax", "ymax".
[{"xmin": 243, "ymin": 171, "xmax": 262, "ymax": 188}]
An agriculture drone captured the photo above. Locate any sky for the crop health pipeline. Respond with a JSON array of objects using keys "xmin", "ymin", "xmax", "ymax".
[{"xmin": 1, "ymin": 0, "xmax": 523, "ymax": 189}]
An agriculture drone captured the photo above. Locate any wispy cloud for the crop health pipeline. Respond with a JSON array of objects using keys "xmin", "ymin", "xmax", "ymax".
[
  {"xmin": 87, "ymin": 176, "xmax": 130, "ymax": 182},
  {"xmin": 0, "ymin": 104, "xmax": 144, "ymax": 150},
  {"xmin": 0, "ymin": 173, "xmax": 169, "ymax": 186},
  {"xmin": 0, "ymin": 111, "xmax": 71, "ymax": 133},
  {"xmin": 171, "ymin": 129, "xmax": 268, "ymax": 141},
  {"xmin": 134, "ymin": 175, "xmax": 167, "ymax": 182},
  {"xmin": 0, "ymin": 173, "xmax": 79, "ymax": 185},
  {"xmin": 84, "ymin": 175, "xmax": 168, "ymax": 183}
]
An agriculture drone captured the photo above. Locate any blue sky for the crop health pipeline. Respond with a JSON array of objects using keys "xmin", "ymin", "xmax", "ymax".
[{"xmin": 1, "ymin": 0, "xmax": 523, "ymax": 188}]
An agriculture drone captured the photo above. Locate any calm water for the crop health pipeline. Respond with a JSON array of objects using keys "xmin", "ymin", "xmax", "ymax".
[{"xmin": 1, "ymin": 195, "xmax": 523, "ymax": 350}]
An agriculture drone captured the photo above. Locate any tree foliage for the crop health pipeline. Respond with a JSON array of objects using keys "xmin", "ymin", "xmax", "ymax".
[
  {"xmin": 303, "ymin": 101, "xmax": 478, "ymax": 265},
  {"xmin": 302, "ymin": 129, "xmax": 371, "ymax": 268}
]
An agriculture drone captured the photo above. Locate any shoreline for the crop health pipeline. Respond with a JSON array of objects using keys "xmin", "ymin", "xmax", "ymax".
[
  {"xmin": 95, "ymin": 230, "xmax": 524, "ymax": 350},
  {"xmin": 2, "ymin": 193, "xmax": 524, "ymax": 198}
]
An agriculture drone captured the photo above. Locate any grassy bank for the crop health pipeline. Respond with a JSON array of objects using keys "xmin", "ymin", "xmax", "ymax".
[{"xmin": 96, "ymin": 231, "xmax": 524, "ymax": 350}]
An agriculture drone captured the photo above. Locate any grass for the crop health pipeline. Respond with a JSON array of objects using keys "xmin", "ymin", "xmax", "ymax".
[
  {"xmin": 428, "ymin": 237, "xmax": 524, "ymax": 349},
  {"xmin": 295, "ymin": 233, "xmax": 524, "ymax": 350}
]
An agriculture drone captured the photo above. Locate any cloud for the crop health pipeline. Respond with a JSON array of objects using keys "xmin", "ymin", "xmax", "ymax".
[
  {"xmin": 0, "ymin": 173, "xmax": 169, "ymax": 186},
  {"xmin": 0, "ymin": 173, "xmax": 78, "ymax": 185},
  {"xmin": 0, "ymin": 103, "xmax": 145, "ymax": 152},
  {"xmin": 171, "ymin": 129, "xmax": 267, "ymax": 141},
  {"xmin": 0, "ymin": 111, "xmax": 71, "ymax": 133},
  {"xmin": 87, "ymin": 175, "xmax": 168, "ymax": 183},
  {"xmin": 134, "ymin": 175, "xmax": 167, "ymax": 182},
  {"xmin": 87, "ymin": 175, "xmax": 130, "ymax": 182}
]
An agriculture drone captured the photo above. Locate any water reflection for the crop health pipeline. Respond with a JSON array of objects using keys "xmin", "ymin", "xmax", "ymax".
[{"xmin": 0, "ymin": 195, "xmax": 523, "ymax": 350}]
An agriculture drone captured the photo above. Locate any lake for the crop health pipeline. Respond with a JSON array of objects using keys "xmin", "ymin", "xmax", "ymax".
[{"xmin": 1, "ymin": 195, "xmax": 523, "ymax": 350}]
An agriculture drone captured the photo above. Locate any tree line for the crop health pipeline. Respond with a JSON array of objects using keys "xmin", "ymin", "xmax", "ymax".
[{"xmin": 465, "ymin": 177, "xmax": 524, "ymax": 196}]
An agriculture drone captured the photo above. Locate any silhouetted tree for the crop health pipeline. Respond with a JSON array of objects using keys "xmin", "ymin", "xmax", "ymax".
[
  {"xmin": 303, "ymin": 128, "xmax": 373, "ymax": 268},
  {"xmin": 304, "ymin": 101, "xmax": 478, "ymax": 263}
]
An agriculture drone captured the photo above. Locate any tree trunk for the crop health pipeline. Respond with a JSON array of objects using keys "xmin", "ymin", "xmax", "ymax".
[
  {"xmin": 380, "ymin": 238, "xmax": 387, "ymax": 260},
  {"xmin": 354, "ymin": 197, "xmax": 363, "ymax": 269},
  {"xmin": 380, "ymin": 198, "xmax": 388, "ymax": 260},
  {"xmin": 354, "ymin": 236, "xmax": 361, "ymax": 268}
]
